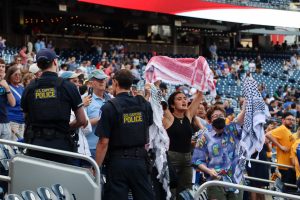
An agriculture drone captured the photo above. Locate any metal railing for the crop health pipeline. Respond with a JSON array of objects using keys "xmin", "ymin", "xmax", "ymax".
[
  {"xmin": 195, "ymin": 181, "xmax": 300, "ymax": 200},
  {"xmin": 0, "ymin": 139, "xmax": 100, "ymax": 186},
  {"xmin": 248, "ymin": 158, "xmax": 294, "ymax": 169},
  {"xmin": 245, "ymin": 175, "xmax": 297, "ymax": 188},
  {"xmin": 246, "ymin": 158, "xmax": 297, "ymax": 188}
]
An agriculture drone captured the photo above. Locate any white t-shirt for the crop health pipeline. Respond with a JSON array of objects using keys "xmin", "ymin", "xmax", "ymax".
[{"xmin": 70, "ymin": 110, "xmax": 92, "ymax": 156}]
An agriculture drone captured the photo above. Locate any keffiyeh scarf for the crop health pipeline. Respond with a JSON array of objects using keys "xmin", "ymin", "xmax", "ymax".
[
  {"xmin": 145, "ymin": 56, "xmax": 216, "ymax": 95},
  {"xmin": 233, "ymin": 77, "xmax": 270, "ymax": 184},
  {"xmin": 148, "ymin": 84, "xmax": 171, "ymax": 199}
]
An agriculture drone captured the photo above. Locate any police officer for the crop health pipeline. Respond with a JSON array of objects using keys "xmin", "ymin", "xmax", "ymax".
[
  {"xmin": 21, "ymin": 49, "xmax": 87, "ymax": 164},
  {"xmin": 95, "ymin": 69, "xmax": 154, "ymax": 200}
]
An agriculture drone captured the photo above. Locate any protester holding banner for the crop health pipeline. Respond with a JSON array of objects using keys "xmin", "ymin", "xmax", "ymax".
[{"xmin": 163, "ymin": 90, "xmax": 203, "ymax": 199}]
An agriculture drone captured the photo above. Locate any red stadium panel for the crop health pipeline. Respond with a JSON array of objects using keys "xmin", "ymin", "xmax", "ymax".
[
  {"xmin": 78, "ymin": 0, "xmax": 248, "ymax": 14},
  {"xmin": 79, "ymin": 0, "xmax": 300, "ymax": 28}
]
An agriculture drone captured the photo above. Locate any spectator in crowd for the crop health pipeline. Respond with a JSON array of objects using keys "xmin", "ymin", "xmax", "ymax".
[
  {"xmin": 60, "ymin": 71, "xmax": 92, "ymax": 166},
  {"xmin": 266, "ymin": 112, "xmax": 296, "ymax": 192},
  {"xmin": 19, "ymin": 46, "xmax": 28, "ymax": 66},
  {"xmin": 27, "ymin": 40, "xmax": 33, "ymax": 54},
  {"xmin": 0, "ymin": 59, "xmax": 16, "ymax": 139},
  {"xmin": 249, "ymin": 60, "xmax": 256, "ymax": 73},
  {"xmin": 192, "ymin": 104, "xmax": 245, "ymax": 200},
  {"xmin": 274, "ymin": 86, "xmax": 283, "ymax": 101},
  {"xmin": 290, "ymin": 127, "xmax": 300, "ymax": 192},
  {"xmin": 0, "ymin": 36, "xmax": 6, "ymax": 56},
  {"xmin": 255, "ymin": 55, "xmax": 262, "ymax": 74},
  {"xmin": 34, "ymin": 39, "xmax": 41, "ymax": 53},
  {"xmin": 163, "ymin": 90, "xmax": 203, "ymax": 198},
  {"xmin": 224, "ymin": 100, "xmax": 234, "ymax": 116},
  {"xmin": 268, "ymin": 100, "xmax": 279, "ymax": 117},
  {"xmin": 67, "ymin": 56, "xmax": 77, "ymax": 71},
  {"xmin": 159, "ymin": 82, "xmax": 168, "ymax": 101},
  {"xmin": 291, "ymin": 53, "xmax": 297, "ymax": 68},
  {"xmin": 297, "ymin": 55, "xmax": 300, "ymax": 70},
  {"xmin": 28, "ymin": 63, "xmax": 42, "ymax": 78},
  {"xmin": 85, "ymin": 70, "xmax": 111, "ymax": 159},
  {"xmin": 130, "ymin": 64, "xmax": 141, "ymax": 80},
  {"xmin": 58, "ymin": 63, "xmax": 69, "ymax": 76},
  {"xmin": 40, "ymin": 38, "xmax": 46, "ymax": 50},
  {"xmin": 209, "ymin": 43, "xmax": 218, "ymax": 61},
  {"xmin": 47, "ymin": 40, "xmax": 53, "ymax": 49},
  {"xmin": 22, "ymin": 72, "xmax": 35, "ymax": 88},
  {"xmin": 5, "ymin": 66, "xmax": 25, "ymax": 140},
  {"xmin": 290, "ymin": 103, "xmax": 297, "ymax": 118}
]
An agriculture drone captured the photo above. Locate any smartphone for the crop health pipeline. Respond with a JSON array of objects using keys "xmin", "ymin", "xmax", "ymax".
[{"xmin": 88, "ymin": 87, "xmax": 93, "ymax": 96}]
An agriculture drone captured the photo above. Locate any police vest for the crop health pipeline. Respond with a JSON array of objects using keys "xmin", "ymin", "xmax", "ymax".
[
  {"xmin": 28, "ymin": 78, "xmax": 71, "ymax": 127},
  {"xmin": 108, "ymin": 95, "xmax": 149, "ymax": 149}
]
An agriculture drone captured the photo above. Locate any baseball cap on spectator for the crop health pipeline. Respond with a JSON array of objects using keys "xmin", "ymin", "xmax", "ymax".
[
  {"xmin": 60, "ymin": 71, "xmax": 80, "ymax": 79},
  {"xmin": 29, "ymin": 63, "xmax": 40, "ymax": 74},
  {"xmin": 36, "ymin": 49, "xmax": 58, "ymax": 63},
  {"xmin": 88, "ymin": 70, "xmax": 108, "ymax": 80}
]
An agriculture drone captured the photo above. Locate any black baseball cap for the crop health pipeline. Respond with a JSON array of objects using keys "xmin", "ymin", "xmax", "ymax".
[{"xmin": 36, "ymin": 49, "xmax": 58, "ymax": 63}]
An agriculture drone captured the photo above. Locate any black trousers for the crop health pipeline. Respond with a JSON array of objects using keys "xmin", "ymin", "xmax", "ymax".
[
  {"xmin": 152, "ymin": 167, "xmax": 167, "ymax": 200},
  {"xmin": 103, "ymin": 157, "xmax": 154, "ymax": 200},
  {"xmin": 279, "ymin": 168, "xmax": 296, "ymax": 193}
]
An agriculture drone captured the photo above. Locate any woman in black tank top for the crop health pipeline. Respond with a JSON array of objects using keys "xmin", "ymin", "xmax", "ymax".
[{"xmin": 163, "ymin": 90, "xmax": 203, "ymax": 199}]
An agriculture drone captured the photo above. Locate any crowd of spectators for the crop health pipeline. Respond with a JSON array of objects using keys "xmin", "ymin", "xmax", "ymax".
[{"xmin": 0, "ymin": 38, "xmax": 300, "ymax": 200}]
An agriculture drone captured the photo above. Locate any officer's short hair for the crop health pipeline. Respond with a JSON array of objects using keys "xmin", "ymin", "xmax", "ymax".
[
  {"xmin": 37, "ymin": 59, "xmax": 53, "ymax": 70},
  {"xmin": 113, "ymin": 69, "xmax": 134, "ymax": 90}
]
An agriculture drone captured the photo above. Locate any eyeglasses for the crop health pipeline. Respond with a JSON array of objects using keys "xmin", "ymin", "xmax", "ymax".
[
  {"xmin": 211, "ymin": 114, "xmax": 225, "ymax": 119},
  {"xmin": 285, "ymin": 118, "xmax": 295, "ymax": 121},
  {"xmin": 17, "ymin": 59, "xmax": 22, "ymax": 62}
]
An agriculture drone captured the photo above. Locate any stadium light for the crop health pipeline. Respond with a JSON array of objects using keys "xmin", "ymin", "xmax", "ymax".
[{"xmin": 59, "ymin": 4, "xmax": 67, "ymax": 12}]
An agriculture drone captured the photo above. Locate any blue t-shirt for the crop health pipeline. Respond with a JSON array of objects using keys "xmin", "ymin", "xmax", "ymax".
[
  {"xmin": 85, "ymin": 92, "xmax": 111, "ymax": 150},
  {"xmin": 0, "ymin": 86, "xmax": 8, "ymax": 123},
  {"xmin": 6, "ymin": 84, "xmax": 24, "ymax": 123}
]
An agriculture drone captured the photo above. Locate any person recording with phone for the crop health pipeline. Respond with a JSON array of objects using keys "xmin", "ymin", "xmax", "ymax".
[{"xmin": 84, "ymin": 70, "xmax": 111, "ymax": 159}]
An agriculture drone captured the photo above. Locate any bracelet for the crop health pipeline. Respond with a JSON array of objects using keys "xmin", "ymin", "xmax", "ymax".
[{"xmin": 5, "ymin": 90, "xmax": 11, "ymax": 94}]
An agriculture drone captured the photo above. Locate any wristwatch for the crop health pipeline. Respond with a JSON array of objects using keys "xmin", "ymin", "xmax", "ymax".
[{"xmin": 5, "ymin": 90, "xmax": 11, "ymax": 94}]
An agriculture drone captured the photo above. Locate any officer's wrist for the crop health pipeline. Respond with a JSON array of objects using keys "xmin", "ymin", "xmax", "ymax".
[{"xmin": 5, "ymin": 90, "xmax": 11, "ymax": 95}]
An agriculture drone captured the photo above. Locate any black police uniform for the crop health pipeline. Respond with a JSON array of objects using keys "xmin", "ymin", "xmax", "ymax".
[
  {"xmin": 21, "ymin": 71, "xmax": 83, "ymax": 164},
  {"xmin": 95, "ymin": 92, "xmax": 154, "ymax": 200}
]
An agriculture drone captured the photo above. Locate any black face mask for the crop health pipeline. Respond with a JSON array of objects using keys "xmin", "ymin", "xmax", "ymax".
[{"xmin": 212, "ymin": 117, "xmax": 226, "ymax": 130}]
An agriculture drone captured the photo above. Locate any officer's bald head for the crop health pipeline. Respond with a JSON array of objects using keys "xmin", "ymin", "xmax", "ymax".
[{"xmin": 113, "ymin": 69, "xmax": 134, "ymax": 90}]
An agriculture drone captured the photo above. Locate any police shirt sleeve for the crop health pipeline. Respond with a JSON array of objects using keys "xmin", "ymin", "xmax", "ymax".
[
  {"xmin": 95, "ymin": 103, "xmax": 114, "ymax": 138},
  {"xmin": 65, "ymin": 82, "xmax": 83, "ymax": 111},
  {"xmin": 146, "ymin": 102, "xmax": 153, "ymax": 126},
  {"xmin": 20, "ymin": 86, "xmax": 30, "ymax": 113}
]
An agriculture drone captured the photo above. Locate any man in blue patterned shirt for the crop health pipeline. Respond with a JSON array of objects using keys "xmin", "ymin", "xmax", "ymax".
[{"xmin": 192, "ymin": 105, "xmax": 245, "ymax": 200}]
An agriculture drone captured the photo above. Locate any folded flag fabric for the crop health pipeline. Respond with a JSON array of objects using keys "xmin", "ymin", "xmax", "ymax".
[{"xmin": 145, "ymin": 56, "xmax": 216, "ymax": 95}]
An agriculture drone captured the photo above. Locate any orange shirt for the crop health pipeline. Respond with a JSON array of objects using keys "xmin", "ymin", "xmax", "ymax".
[
  {"xmin": 271, "ymin": 125, "xmax": 295, "ymax": 170},
  {"xmin": 291, "ymin": 139, "xmax": 300, "ymax": 178}
]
